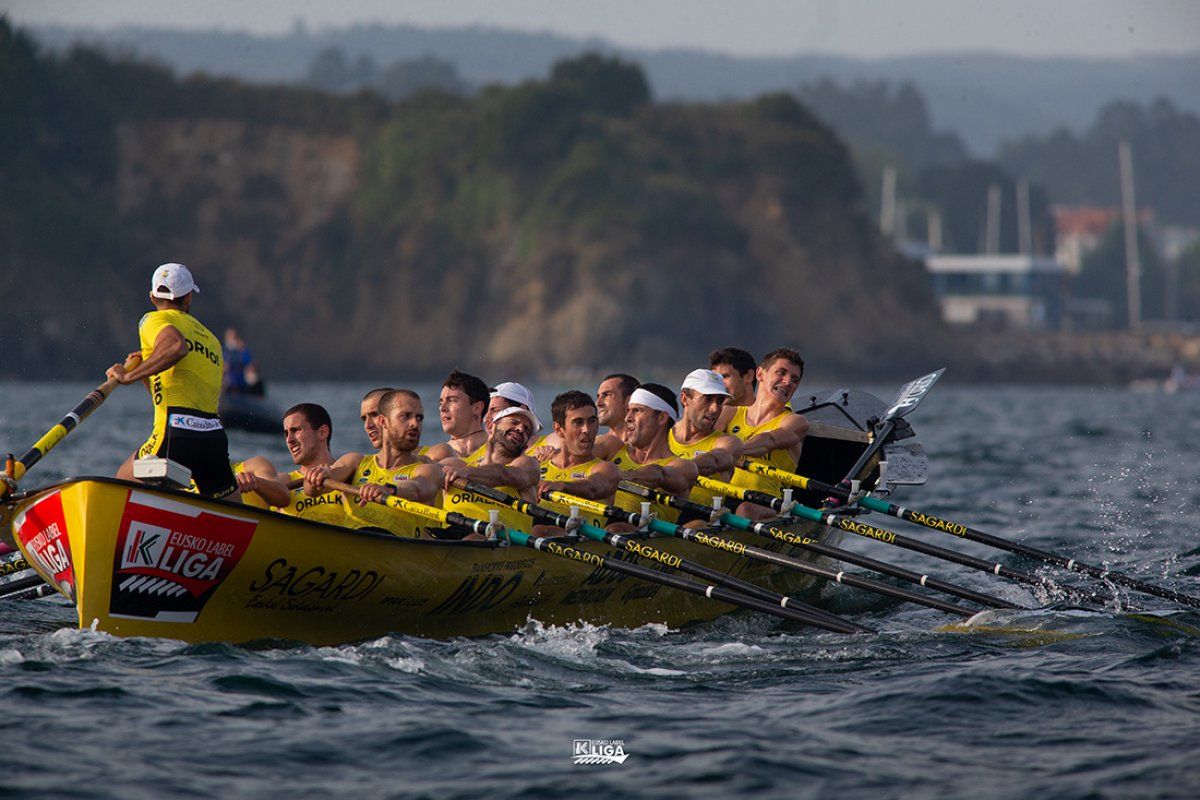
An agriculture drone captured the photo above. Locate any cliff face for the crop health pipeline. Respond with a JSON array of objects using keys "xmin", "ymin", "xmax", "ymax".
[{"xmin": 2, "ymin": 27, "xmax": 941, "ymax": 380}]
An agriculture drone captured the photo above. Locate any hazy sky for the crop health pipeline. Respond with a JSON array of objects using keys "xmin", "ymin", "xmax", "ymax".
[{"xmin": 4, "ymin": 0, "xmax": 1198, "ymax": 59}]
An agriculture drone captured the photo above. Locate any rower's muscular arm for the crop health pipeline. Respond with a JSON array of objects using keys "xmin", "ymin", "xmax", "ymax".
[
  {"xmin": 108, "ymin": 326, "xmax": 188, "ymax": 386},
  {"xmin": 305, "ymin": 452, "xmax": 361, "ymax": 496},
  {"xmin": 692, "ymin": 434, "xmax": 742, "ymax": 476},
  {"xmin": 620, "ymin": 457, "xmax": 698, "ymax": 496},
  {"xmin": 739, "ymin": 414, "xmax": 809, "ymax": 459},
  {"xmin": 544, "ymin": 460, "xmax": 620, "ymax": 502},
  {"xmin": 444, "ymin": 456, "xmax": 539, "ymax": 492},
  {"xmin": 392, "ymin": 463, "xmax": 444, "ymax": 503},
  {"xmin": 236, "ymin": 456, "xmax": 290, "ymax": 507}
]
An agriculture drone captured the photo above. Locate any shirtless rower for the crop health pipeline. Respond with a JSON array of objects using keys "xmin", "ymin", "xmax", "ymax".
[
  {"xmin": 668, "ymin": 369, "xmax": 744, "ymax": 525},
  {"xmin": 594, "ymin": 372, "xmax": 639, "ymax": 456},
  {"xmin": 719, "ymin": 347, "xmax": 810, "ymax": 521},
  {"xmin": 308, "ymin": 389, "xmax": 443, "ymax": 537},
  {"xmin": 107, "ymin": 263, "xmax": 240, "ymax": 501},
  {"xmin": 423, "ymin": 370, "xmax": 489, "ymax": 462},
  {"xmin": 608, "ymin": 383, "xmax": 698, "ymax": 524},
  {"xmin": 533, "ymin": 390, "xmax": 621, "ymax": 535},
  {"xmin": 440, "ymin": 405, "xmax": 542, "ymax": 538},
  {"xmin": 709, "ymin": 346, "xmax": 758, "ymax": 407}
]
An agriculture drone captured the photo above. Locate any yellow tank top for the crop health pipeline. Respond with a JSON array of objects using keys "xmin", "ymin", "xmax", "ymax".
[
  {"xmin": 609, "ymin": 446, "xmax": 681, "ymax": 524},
  {"xmin": 667, "ymin": 428, "xmax": 729, "ymax": 508},
  {"xmin": 463, "ymin": 442, "xmax": 488, "ymax": 465},
  {"xmin": 273, "ymin": 468, "xmax": 354, "ymax": 527},
  {"xmin": 137, "ymin": 309, "xmax": 223, "ymax": 425},
  {"xmin": 347, "ymin": 454, "xmax": 440, "ymax": 537},
  {"xmin": 538, "ymin": 458, "xmax": 609, "ymax": 528},
  {"xmin": 726, "ymin": 406, "xmax": 796, "ymax": 496}
]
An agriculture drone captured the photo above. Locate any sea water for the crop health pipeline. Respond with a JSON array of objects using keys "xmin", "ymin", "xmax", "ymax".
[{"xmin": 0, "ymin": 381, "xmax": 1198, "ymax": 799}]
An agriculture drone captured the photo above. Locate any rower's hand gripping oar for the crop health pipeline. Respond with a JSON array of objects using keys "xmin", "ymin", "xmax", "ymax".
[
  {"xmin": 2, "ymin": 354, "xmax": 142, "ymax": 500},
  {"xmin": 448, "ymin": 479, "xmax": 862, "ymax": 632},
  {"xmin": 741, "ymin": 460, "xmax": 1197, "ymax": 610},
  {"xmin": 539, "ymin": 488, "xmax": 875, "ymax": 630},
  {"xmin": 619, "ymin": 479, "xmax": 1017, "ymax": 610},
  {"xmin": 550, "ymin": 486, "xmax": 974, "ymax": 618}
]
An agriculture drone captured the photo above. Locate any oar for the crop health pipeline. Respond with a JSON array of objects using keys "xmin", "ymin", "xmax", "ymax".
[
  {"xmin": 700, "ymin": 475, "xmax": 1112, "ymax": 607},
  {"xmin": 447, "ymin": 479, "xmax": 864, "ymax": 632},
  {"xmin": 548, "ymin": 487, "xmax": 973, "ymax": 617},
  {"xmin": 832, "ymin": 368, "xmax": 944, "ymax": 498},
  {"xmin": 740, "ymin": 460, "xmax": 1200, "ymax": 610},
  {"xmin": 332, "ymin": 479, "xmax": 859, "ymax": 630},
  {"xmin": 0, "ymin": 550, "xmax": 49, "ymax": 599},
  {"xmin": 1, "ymin": 354, "xmax": 142, "ymax": 499},
  {"xmin": 617, "ymin": 481, "xmax": 1012, "ymax": 610}
]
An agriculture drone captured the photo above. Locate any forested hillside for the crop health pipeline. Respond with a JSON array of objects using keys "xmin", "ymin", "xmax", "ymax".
[{"xmin": 0, "ymin": 21, "xmax": 941, "ymax": 381}]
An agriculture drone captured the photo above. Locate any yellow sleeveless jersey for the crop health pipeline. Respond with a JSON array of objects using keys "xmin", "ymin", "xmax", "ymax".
[
  {"xmin": 273, "ymin": 468, "xmax": 354, "ymax": 527},
  {"xmin": 539, "ymin": 458, "xmax": 609, "ymax": 528},
  {"xmin": 347, "ymin": 453, "xmax": 440, "ymax": 537},
  {"xmin": 667, "ymin": 428, "xmax": 729, "ymax": 508},
  {"xmin": 726, "ymin": 406, "xmax": 796, "ymax": 496},
  {"xmin": 138, "ymin": 309, "xmax": 223, "ymax": 422},
  {"xmin": 609, "ymin": 446, "xmax": 681, "ymax": 524}
]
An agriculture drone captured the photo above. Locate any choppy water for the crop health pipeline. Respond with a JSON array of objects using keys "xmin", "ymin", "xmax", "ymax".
[{"xmin": 1, "ymin": 380, "xmax": 1199, "ymax": 799}]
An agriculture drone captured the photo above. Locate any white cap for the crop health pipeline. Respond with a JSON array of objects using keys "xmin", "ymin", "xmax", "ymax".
[
  {"xmin": 490, "ymin": 382, "xmax": 538, "ymax": 416},
  {"xmin": 493, "ymin": 405, "xmax": 543, "ymax": 433},
  {"xmin": 150, "ymin": 263, "xmax": 200, "ymax": 299},
  {"xmin": 681, "ymin": 368, "xmax": 731, "ymax": 397}
]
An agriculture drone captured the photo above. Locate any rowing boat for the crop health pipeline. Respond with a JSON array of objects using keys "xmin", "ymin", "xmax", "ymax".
[
  {"xmin": 2, "ymin": 405, "xmax": 887, "ymax": 645},
  {"xmin": 8, "ymin": 477, "xmax": 851, "ymax": 644}
]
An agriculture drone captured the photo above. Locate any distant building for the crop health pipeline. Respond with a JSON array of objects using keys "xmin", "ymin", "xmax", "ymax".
[
  {"xmin": 925, "ymin": 254, "xmax": 1068, "ymax": 330},
  {"xmin": 1051, "ymin": 205, "xmax": 1155, "ymax": 274}
]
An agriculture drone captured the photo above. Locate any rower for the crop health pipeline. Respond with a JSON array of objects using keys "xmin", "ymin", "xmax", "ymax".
[
  {"xmin": 441, "ymin": 405, "xmax": 542, "ymax": 539},
  {"xmin": 719, "ymin": 347, "xmax": 810, "ymax": 520},
  {"xmin": 308, "ymin": 389, "xmax": 443, "ymax": 537},
  {"xmin": 424, "ymin": 370, "xmax": 489, "ymax": 461},
  {"xmin": 106, "ymin": 263, "xmax": 240, "ymax": 501},
  {"xmin": 668, "ymin": 369, "xmax": 743, "ymax": 525},
  {"xmin": 532, "ymin": 390, "xmax": 621, "ymax": 536},
  {"xmin": 359, "ymin": 387, "xmax": 393, "ymax": 452},
  {"xmin": 240, "ymin": 404, "xmax": 356, "ymax": 525},
  {"xmin": 609, "ymin": 383, "xmax": 698, "ymax": 524},
  {"xmin": 486, "ymin": 381, "xmax": 558, "ymax": 456},
  {"xmin": 709, "ymin": 346, "xmax": 758, "ymax": 407},
  {"xmin": 594, "ymin": 372, "xmax": 639, "ymax": 457}
]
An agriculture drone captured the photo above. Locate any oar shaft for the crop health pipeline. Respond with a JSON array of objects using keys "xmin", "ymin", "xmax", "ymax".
[
  {"xmin": 543, "ymin": 490, "xmax": 870, "ymax": 631},
  {"xmin": 741, "ymin": 461, "xmax": 1181, "ymax": 608},
  {"xmin": 681, "ymin": 478, "xmax": 1020, "ymax": 609},
  {"xmin": 456, "ymin": 480, "xmax": 860, "ymax": 631},
  {"xmin": 2, "ymin": 355, "xmax": 141, "ymax": 495},
  {"xmin": 323, "ymin": 479, "xmax": 491, "ymax": 536}
]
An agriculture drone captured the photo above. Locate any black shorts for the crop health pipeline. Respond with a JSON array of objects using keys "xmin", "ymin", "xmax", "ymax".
[{"xmin": 138, "ymin": 408, "xmax": 237, "ymax": 499}]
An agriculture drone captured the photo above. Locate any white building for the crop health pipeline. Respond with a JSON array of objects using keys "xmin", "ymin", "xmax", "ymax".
[{"xmin": 925, "ymin": 254, "xmax": 1067, "ymax": 330}]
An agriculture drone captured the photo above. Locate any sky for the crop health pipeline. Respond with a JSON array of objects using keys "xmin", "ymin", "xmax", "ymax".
[{"xmin": 4, "ymin": 0, "xmax": 1198, "ymax": 60}]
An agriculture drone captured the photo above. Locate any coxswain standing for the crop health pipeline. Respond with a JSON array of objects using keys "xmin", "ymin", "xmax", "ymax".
[{"xmin": 107, "ymin": 263, "xmax": 239, "ymax": 501}]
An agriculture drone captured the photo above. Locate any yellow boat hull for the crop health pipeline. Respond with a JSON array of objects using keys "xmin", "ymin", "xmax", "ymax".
[{"xmin": 10, "ymin": 478, "xmax": 841, "ymax": 645}]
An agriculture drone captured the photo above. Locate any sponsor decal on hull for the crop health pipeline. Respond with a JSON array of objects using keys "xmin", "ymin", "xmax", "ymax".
[
  {"xmin": 110, "ymin": 491, "xmax": 258, "ymax": 623},
  {"xmin": 13, "ymin": 491, "xmax": 76, "ymax": 600}
]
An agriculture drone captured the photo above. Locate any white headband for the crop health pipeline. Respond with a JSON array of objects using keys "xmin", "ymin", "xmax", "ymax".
[{"xmin": 629, "ymin": 388, "xmax": 679, "ymax": 421}]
